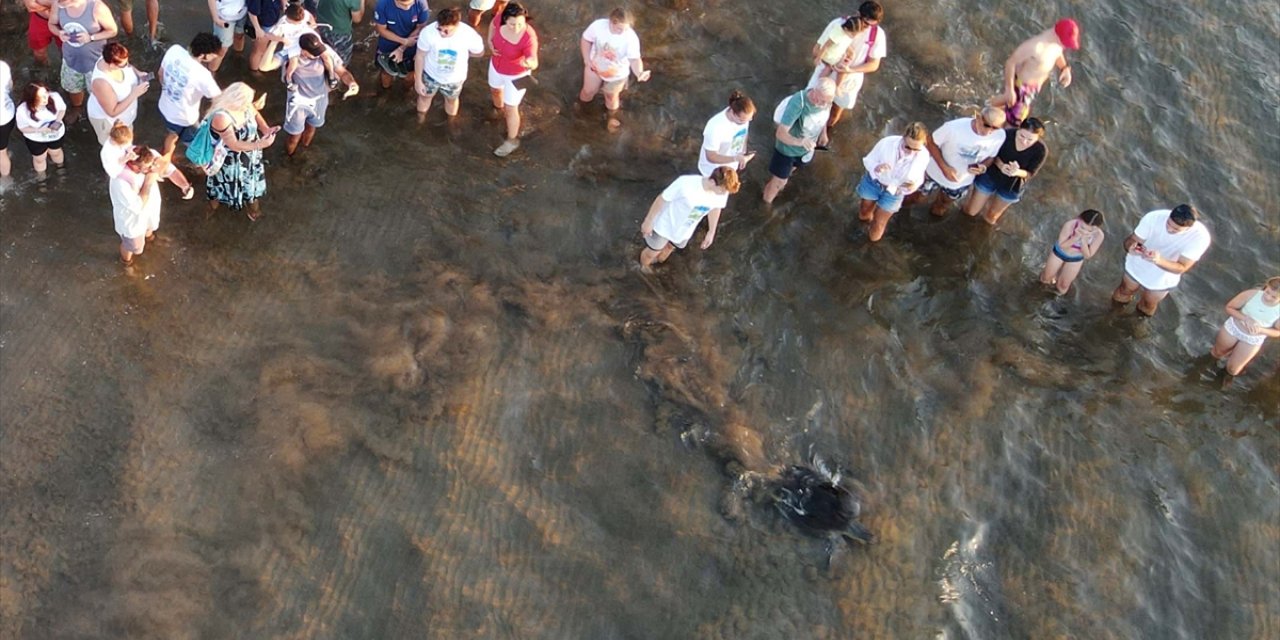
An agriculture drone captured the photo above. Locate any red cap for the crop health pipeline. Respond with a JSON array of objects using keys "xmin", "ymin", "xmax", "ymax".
[{"xmin": 1055, "ymin": 18, "xmax": 1081, "ymax": 50}]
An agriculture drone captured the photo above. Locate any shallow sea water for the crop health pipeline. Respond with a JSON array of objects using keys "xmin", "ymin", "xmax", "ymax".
[{"xmin": 1, "ymin": 1, "xmax": 1277, "ymax": 638}]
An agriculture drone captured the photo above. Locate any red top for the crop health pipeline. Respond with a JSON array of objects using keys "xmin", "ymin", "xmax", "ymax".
[{"xmin": 490, "ymin": 15, "xmax": 538, "ymax": 76}]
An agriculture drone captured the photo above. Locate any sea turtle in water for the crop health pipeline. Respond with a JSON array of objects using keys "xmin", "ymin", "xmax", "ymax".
[{"xmin": 772, "ymin": 463, "xmax": 875, "ymax": 548}]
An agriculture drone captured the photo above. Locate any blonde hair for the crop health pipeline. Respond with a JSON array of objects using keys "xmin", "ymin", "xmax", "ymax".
[
  {"xmin": 108, "ymin": 120, "xmax": 133, "ymax": 145},
  {"xmin": 1265, "ymin": 276, "xmax": 1280, "ymax": 292},
  {"xmin": 206, "ymin": 82, "xmax": 255, "ymax": 118},
  {"xmin": 903, "ymin": 122, "xmax": 927, "ymax": 141}
]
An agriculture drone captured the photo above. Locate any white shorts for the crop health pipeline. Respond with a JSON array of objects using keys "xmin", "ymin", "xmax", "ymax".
[
  {"xmin": 1224, "ymin": 317, "xmax": 1267, "ymax": 346},
  {"xmin": 470, "ymin": 0, "xmax": 497, "ymax": 10},
  {"xmin": 488, "ymin": 63, "xmax": 529, "ymax": 106}
]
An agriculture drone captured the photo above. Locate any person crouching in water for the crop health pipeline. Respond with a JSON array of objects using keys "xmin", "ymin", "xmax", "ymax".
[
  {"xmin": 109, "ymin": 146, "xmax": 162, "ymax": 266},
  {"xmin": 639, "ymin": 167, "xmax": 739, "ymax": 272}
]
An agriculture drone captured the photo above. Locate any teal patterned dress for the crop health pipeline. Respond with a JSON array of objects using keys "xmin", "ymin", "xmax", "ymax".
[{"xmin": 206, "ymin": 115, "xmax": 266, "ymax": 210}]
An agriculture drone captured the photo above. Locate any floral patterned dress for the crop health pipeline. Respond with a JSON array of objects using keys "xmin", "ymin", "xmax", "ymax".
[{"xmin": 206, "ymin": 112, "xmax": 266, "ymax": 210}]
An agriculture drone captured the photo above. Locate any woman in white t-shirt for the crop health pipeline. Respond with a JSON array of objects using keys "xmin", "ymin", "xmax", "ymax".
[
  {"xmin": 15, "ymin": 82, "xmax": 67, "ymax": 176},
  {"xmin": 0, "ymin": 60, "xmax": 14, "ymax": 178},
  {"xmin": 578, "ymin": 8, "xmax": 651, "ymax": 131},
  {"xmin": 638, "ymin": 167, "xmax": 740, "ymax": 272},
  {"xmin": 87, "ymin": 42, "xmax": 150, "ymax": 144},
  {"xmin": 698, "ymin": 90, "xmax": 756, "ymax": 178}
]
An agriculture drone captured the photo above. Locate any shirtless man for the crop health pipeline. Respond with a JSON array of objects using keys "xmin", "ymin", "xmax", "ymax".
[{"xmin": 989, "ymin": 18, "xmax": 1079, "ymax": 127}]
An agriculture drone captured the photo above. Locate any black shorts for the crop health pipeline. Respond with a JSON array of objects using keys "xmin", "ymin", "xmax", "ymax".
[
  {"xmin": 24, "ymin": 136, "xmax": 64, "ymax": 156},
  {"xmin": 768, "ymin": 149, "xmax": 808, "ymax": 180},
  {"xmin": 0, "ymin": 117, "xmax": 13, "ymax": 151}
]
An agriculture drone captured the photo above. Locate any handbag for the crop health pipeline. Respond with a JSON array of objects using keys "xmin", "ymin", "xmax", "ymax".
[{"xmin": 185, "ymin": 110, "xmax": 230, "ymax": 175}]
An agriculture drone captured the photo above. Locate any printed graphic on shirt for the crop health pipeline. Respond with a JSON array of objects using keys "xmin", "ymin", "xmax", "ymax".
[
  {"xmin": 63, "ymin": 22, "xmax": 88, "ymax": 47},
  {"xmin": 593, "ymin": 43, "xmax": 625, "ymax": 79},
  {"xmin": 436, "ymin": 49, "xmax": 458, "ymax": 76}
]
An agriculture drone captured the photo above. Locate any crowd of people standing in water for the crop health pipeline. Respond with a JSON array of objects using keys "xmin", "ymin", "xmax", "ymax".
[{"xmin": 0, "ymin": 1, "xmax": 1277, "ymax": 378}]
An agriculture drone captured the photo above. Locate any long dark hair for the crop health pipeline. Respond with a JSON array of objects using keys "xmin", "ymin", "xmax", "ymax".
[
  {"xmin": 22, "ymin": 83, "xmax": 52, "ymax": 118},
  {"xmin": 501, "ymin": 2, "xmax": 529, "ymax": 25}
]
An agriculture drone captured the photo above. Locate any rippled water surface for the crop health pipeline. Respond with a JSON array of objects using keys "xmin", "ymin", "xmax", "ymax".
[{"xmin": 1, "ymin": 1, "xmax": 1277, "ymax": 638}]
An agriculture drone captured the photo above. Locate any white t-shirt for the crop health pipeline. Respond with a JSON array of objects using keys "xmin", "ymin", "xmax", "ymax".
[
  {"xmin": 16, "ymin": 93, "xmax": 67, "ymax": 143},
  {"xmin": 158, "ymin": 45, "xmax": 222, "ymax": 126},
  {"xmin": 1124, "ymin": 209, "xmax": 1212, "ymax": 290},
  {"xmin": 416, "ymin": 22, "xmax": 485, "ymax": 85},
  {"xmin": 216, "ymin": 0, "xmax": 248, "ymax": 21},
  {"xmin": 270, "ymin": 18, "xmax": 318, "ymax": 59},
  {"xmin": 100, "ymin": 140, "xmax": 129, "ymax": 177},
  {"xmin": 924, "ymin": 117, "xmax": 1006, "ymax": 189},
  {"xmin": 0, "ymin": 61, "xmax": 14, "ymax": 125},
  {"xmin": 582, "ymin": 19, "xmax": 641, "ymax": 81},
  {"xmin": 652, "ymin": 175, "xmax": 729, "ymax": 245},
  {"xmin": 810, "ymin": 20, "xmax": 886, "ymax": 105},
  {"xmin": 816, "ymin": 18, "xmax": 886, "ymax": 67},
  {"xmin": 698, "ymin": 107, "xmax": 749, "ymax": 177},
  {"xmin": 109, "ymin": 170, "xmax": 161, "ymax": 239}
]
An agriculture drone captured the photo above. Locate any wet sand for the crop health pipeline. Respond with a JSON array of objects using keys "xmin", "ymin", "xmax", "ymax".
[{"xmin": 2, "ymin": 0, "xmax": 1279, "ymax": 638}]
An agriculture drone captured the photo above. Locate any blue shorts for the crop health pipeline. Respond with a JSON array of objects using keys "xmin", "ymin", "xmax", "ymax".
[
  {"xmin": 283, "ymin": 94, "xmax": 329, "ymax": 135},
  {"xmin": 213, "ymin": 15, "xmax": 246, "ymax": 49},
  {"xmin": 768, "ymin": 149, "xmax": 809, "ymax": 180},
  {"xmin": 162, "ymin": 113, "xmax": 198, "ymax": 145},
  {"xmin": 973, "ymin": 172, "xmax": 1021, "ymax": 203},
  {"xmin": 855, "ymin": 173, "xmax": 905, "ymax": 213}
]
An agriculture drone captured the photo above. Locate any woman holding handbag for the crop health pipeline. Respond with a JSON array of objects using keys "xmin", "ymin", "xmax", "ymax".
[{"xmin": 204, "ymin": 82, "xmax": 278, "ymax": 220}]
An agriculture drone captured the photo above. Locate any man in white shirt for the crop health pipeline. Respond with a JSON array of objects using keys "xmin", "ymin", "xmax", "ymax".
[
  {"xmin": 577, "ymin": 8, "xmax": 651, "ymax": 131},
  {"xmin": 1112, "ymin": 205, "xmax": 1212, "ymax": 317},
  {"xmin": 414, "ymin": 7, "xmax": 485, "ymax": 119},
  {"xmin": 912, "ymin": 106, "xmax": 1006, "ymax": 217},
  {"xmin": 157, "ymin": 33, "xmax": 223, "ymax": 155}
]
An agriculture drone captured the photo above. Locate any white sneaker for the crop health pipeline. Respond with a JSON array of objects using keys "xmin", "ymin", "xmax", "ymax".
[{"xmin": 494, "ymin": 138, "xmax": 520, "ymax": 157}]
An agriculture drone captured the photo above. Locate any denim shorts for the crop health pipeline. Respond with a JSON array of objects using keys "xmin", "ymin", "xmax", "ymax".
[
  {"xmin": 855, "ymin": 173, "xmax": 905, "ymax": 213},
  {"xmin": 162, "ymin": 113, "xmax": 198, "ymax": 144},
  {"xmin": 973, "ymin": 172, "xmax": 1021, "ymax": 203},
  {"xmin": 213, "ymin": 15, "xmax": 246, "ymax": 48}
]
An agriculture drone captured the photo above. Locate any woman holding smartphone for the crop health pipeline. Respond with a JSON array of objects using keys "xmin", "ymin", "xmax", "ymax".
[
  {"xmin": 87, "ymin": 42, "xmax": 150, "ymax": 144},
  {"xmin": 488, "ymin": 2, "xmax": 537, "ymax": 157},
  {"xmin": 16, "ymin": 81, "xmax": 66, "ymax": 177},
  {"xmin": 205, "ymin": 82, "xmax": 278, "ymax": 220}
]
